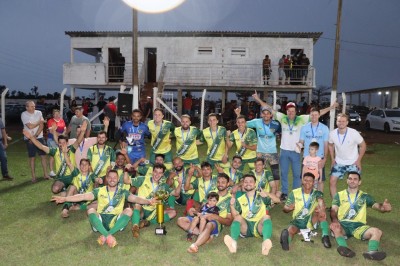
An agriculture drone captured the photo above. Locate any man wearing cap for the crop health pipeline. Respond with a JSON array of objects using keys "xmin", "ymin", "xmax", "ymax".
[
  {"xmin": 235, "ymin": 106, "xmax": 281, "ymax": 191},
  {"xmin": 67, "ymin": 105, "xmax": 91, "ymax": 139},
  {"xmin": 252, "ymin": 91, "xmax": 337, "ymax": 201}
]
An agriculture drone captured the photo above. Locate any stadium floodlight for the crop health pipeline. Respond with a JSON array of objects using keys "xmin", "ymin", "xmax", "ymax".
[{"xmin": 122, "ymin": 0, "xmax": 185, "ymax": 13}]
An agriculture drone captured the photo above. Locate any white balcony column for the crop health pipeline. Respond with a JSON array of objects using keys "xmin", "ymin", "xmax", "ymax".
[
  {"xmin": 120, "ymin": 85, "xmax": 126, "ymax": 93},
  {"xmin": 221, "ymin": 89, "xmax": 227, "ymax": 115},
  {"xmin": 391, "ymin": 90, "xmax": 399, "ymax": 108},
  {"xmin": 177, "ymin": 88, "xmax": 182, "ymax": 117},
  {"xmin": 70, "ymin": 47, "xmax": 74, "ymax": 63},
  {"xmin": 308, "ymin": 89, "xmax": 312, "ymax": 105},
  {"xmin": 71, "ymin": 87, "xmax": 76, "ymax": 100}
]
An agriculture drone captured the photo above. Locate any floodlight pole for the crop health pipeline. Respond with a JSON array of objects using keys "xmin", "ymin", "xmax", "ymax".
[
  {"xmin": 132, "ymin": 8, "xmax": 139, "ymax": 107},
  {"xmin": 330, "ymin": 0, "xmax": 343, "ymax": 130}
]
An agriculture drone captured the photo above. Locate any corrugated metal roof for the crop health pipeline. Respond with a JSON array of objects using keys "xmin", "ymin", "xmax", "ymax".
[{"xmin": 65, "ymin": 31, "xmax": 323, "ymax": 43}]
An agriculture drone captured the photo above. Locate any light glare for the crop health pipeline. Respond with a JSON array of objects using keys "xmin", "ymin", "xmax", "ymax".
[{"xmin": 122, "ymin": 0, "xmax": 185, "ymax": 13}]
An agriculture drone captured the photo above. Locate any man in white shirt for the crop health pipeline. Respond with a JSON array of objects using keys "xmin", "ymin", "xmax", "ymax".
[
  {"xmin": 328, "ymin": 113, "xmax": 366, "ymax": 198},
  {"xmin": 21, "ymin": 100, "xmax": 49, "ymax": 183}
]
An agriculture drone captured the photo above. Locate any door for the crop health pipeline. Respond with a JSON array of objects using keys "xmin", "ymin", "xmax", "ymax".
[{"xmin": 145, "ymin": 48, "xmax": 157, "ymax": 83}]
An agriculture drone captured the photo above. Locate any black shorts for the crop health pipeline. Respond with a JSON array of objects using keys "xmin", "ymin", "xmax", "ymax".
[{"xmin": 25, "ymin": 138, "xmax": 47, "ymax": 157}]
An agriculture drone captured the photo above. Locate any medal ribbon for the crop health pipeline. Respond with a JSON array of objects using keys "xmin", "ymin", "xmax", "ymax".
[
  {"xmin": 230, "ymin": 168, "xmax": 237, "ymax": 183},
  {"xmin": 311, "ymin": 123, "xmax": 319, "ymax": 139},
  {"xmin": 347, "ymin": 189, "xmax": 359, "ymax": 211},
  {"xmin": 80, "ymin": 173, "xmax": 89, "ymax": 192},
  {"xmin": 106, "ymin": 186, "xmax": 118, "ymax": 207},
  {"xmin": 302, "ymin": 188, "xmax": 313, "ymax": 210},
  {"xmin": 337, "ymin": 128, "xmax": 348, "ymax": 145},
  {"xmin": 286, "ymin": 117, "xmax": 297, "ymax": 134},
  {"xmin": 246, "ymin": 191, "xmax": 256, "ymax": 215}
]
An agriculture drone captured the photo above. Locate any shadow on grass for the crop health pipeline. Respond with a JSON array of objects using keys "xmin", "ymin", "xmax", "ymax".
[{"xmin": 0, "ymin": 177, "xmax": 50, "ymax": 194}]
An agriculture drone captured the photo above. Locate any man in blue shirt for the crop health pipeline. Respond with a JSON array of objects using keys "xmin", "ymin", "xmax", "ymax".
[
  {"xmin": 299, "ymin": 107, "xmax": 329, "ymax": 192},
  {"xmin": 119, "ymin": 109, "xmax": 150, "ymax": 164}
]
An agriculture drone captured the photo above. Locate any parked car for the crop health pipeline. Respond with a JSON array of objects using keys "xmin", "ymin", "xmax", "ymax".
[
  {"xmin": 365, "ymin": 109, "xmax": 400, "ymax": 133},
  {"xmin": 347, "ymin": 109, "xmax": 361, "ymax": 125},
  {"xmin": 352, "ymin": 105, "xmax": 370, "ymax": 116}
]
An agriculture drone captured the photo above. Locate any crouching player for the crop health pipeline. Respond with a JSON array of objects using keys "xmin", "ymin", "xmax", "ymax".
[{"xmin": 52, "ymin": 170, "xmax": 155, "ymax": 248}]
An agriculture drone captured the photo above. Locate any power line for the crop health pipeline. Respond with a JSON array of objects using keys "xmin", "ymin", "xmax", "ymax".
[{"xmin": 320, "ymin": 36, "xmax": 400, "ymax": 49}]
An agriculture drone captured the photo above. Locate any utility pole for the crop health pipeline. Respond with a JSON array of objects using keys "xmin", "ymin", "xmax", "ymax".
[
  {"xmin": 132, "ymin": 8, "xmax": 139, "ymax": 108},
  {"xmin": 330, "ymin": 0, "xmax": 343, "ymax": 130}
]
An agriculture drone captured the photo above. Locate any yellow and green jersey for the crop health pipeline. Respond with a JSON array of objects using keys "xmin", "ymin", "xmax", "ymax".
[
  {"xmin": 251, "ymin": 169, "xmax": 274, "ymax": 192},
  {"xmin": 200, "ymin": 126, "xmax": 227, "ymax": 161},
  {"xmin": 131, "ymin": 175, "xmax": 173, "ymax": 211},
  {"xmin": 49, "ymin": 146, "xmax": 77, "ymax": 178},
  {"xmin": 174, "ymin": 126, "xmax": 201, "ymax": 160},
  {"xmin": 229, "ymin": 128, "xmax": 257, "ymax": 160},
  {"xmin": 286, "ymin": 188, "xmax": 323, "ymax": 220},
  {"xmin": 87, "ymin": 145, "xmax": 116, "ymax": 177},
  {"xmin": 224, "ymin": 168, "xmax": 243, "ymax": 185},
  {"xmin": 148, "ymin": 120, "xmax": 175, "ymax": 154},
  {"xmin": 92, "ymin": 186, "xmax": 130, "ymax": 215},
  {"xmin": 191, "ymin": 175, "xmax": 218, "ymax": 203},
  {"xmin": 234, "ymin": 191, "xmax": 272, "ymax": 222},
  {"xmin": 71, "ymin": 169, "xmax": 95, "ymax": 194},
  {"xmin": 216, "ymin": 191, "xmax": 231, "ymax": 220},
  {"xmin": 171, "ymin": 168, "xmax": 196, "ymax": 196},
  {"xmin": 332, "ymin": 189, "xmax": 375, "ymax": 224},
  {"xmin": 113, "ymin": 166, "xmax": 131, "ymax": 191}
]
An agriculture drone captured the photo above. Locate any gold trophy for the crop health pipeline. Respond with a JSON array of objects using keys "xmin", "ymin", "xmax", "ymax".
[{"xmin": 154, "ymin": 190, "xmax": 169, "ymax": 235}]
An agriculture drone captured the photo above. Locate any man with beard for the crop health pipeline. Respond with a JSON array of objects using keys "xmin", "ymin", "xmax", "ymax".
[
  {"xmin": 226, "ymin": 115, "xmax": 257, "ymax": 171},
  {"xmin": 251, "ymin": 158, "xmax": 277, "ymax": 198},
  {"xmin": 280, "ymin": 172, "xmax": 331, "ymax": 251},
  {"xmin": 176, "ymin": 173, "xmax": 233, "ymax": 253},
  {"xmin": 174, "ymin": 114, "xmax": 202, "ymax": 167},
  {"xmin": 224, "ymin": 174, "xmax": 280, "ymax": 255},
  {"xmin": 87, "ymin": 131, "xmax": 116, "ymax": 184},
  {"xmin": 124, "ymin": 163, "xmax": 181, "ymax": 238},
  {"xmin": 148, "ymin": 108, "xmax": 175, "ymax": 170},
  {"xmin": 215, "ymin": 156, "xmax": 243, "ymax": 195},
  {"xmin": 52, "ymin": 170, "xmax": 156, "ymax": 248},
  {"xmin": 235, "ymin": 105, "xmax": 281, "ymax": 194},
  {"xmin": 330, "ymin": 172, "xmax": 391, "ymax": 260},
  {"xmin": 113, "ymin": 150, "xmax": 131, "ymax": 191},
  {"xmin": 22, "ymin": 122, "xmax": 87, "ymax": 194},
  {"xmin": 119, "ymin": 109, "xmax": 150, "ymax": 164}
]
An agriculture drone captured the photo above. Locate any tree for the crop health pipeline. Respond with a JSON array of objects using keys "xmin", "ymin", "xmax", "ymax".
[
  {"xmin": 312, "ymin": 85, "xmax": 331, "ymax": 104},
  {"xmin": 31, "ymin": 86, "xmax": 39, "ymax": 98}
]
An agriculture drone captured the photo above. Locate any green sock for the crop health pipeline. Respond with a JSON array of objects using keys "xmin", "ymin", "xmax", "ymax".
[
  {"xmin": 150, "ymin": 213, "xmax": 171, "ymax": 225},
  {"xmin": 368, "ymin": 240, "xmax": 380, "ymax": 251},
  {"xmin": 63, "ymin": 202, "xmax": 72, "ymax": 209},
  {"xmin": 231, "ymin": 221, "xmax": 241, "ymax": 241},
  {"xmin": 79, "ymin": 204, "xmax": 87, "ymax": 211},
  {"xmin": 167, "ymin": 195, "xmax": 176, "ymax": 209},
  {"xmin": 336, "ymin": 236, "xmax": 348, "ymax": 247},
  {"xmin": 262, "ymin": 219, "xmax": 272, "ymax": 241},
  {"xmin": 288, "ymin": 236, "xmax": 292, "ymax": 244},
  {"xmin": 132, "ymin": 209, "xmax": 140, "ymax": 225},
  {"xmin": 320, "ymin": 221, "xmax": 329, "ymax": 236},
  {"xmin": 109, "ymin": 214, "xmax": 130, "ymax": 235},
  {"xmin": 88, "ymin": 213, "xmax": 109, "ymax": 236}
]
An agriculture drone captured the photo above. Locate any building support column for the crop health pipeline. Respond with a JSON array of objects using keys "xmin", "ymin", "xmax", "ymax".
[
  {"xmin": 391, "ymin": 90, "xmax": 399, "ymax": 108},
  {"xmin": 177, "ymin": 88, "xmax": 182, "ymax": 117},
  {"xmin": 221, "ymin": 89, "xmax": 226, "ymax": 115},
  {"xmin": 71, "ymin": 87, "xmax": 75, "ymax": 100}
]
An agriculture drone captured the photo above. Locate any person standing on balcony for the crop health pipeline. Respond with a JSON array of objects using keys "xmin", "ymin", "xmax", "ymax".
[
  {"xmin": 148, "ymin": 108, "xmax": 175, "ymax": 170},
  {"xmin": 103, "ymin": 96, "xmax": 117, "ymax": 141},
  {"xmin": 300, "ymin": 54, "xmax": 310, "ymax": 85},
  {"xmin": 183, "ymin": 94, "xmax": 193, "ymax": 116},
  {"xmin": 284, "ymin": 55, "xmax": 291, "ymax": 85},
  {"xmin": 278, "ymin": 55, "xmax": 285, "ymax": 85},
  {"xmin": 96, "ymin": 96, "xmax": 107, "ymax": 124},
  {"xmin": 21, "ymin": 100, "xmax": 49, "ymax": 183},
  {"xmin": 262, "ymin": 55, "xmax": 271, "ymax": 85}
]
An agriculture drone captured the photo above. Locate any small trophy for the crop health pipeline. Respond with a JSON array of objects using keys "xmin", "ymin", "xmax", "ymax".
[{"xmin": 154, "ymin": 190, "xmax": 169, "ymax": 235}]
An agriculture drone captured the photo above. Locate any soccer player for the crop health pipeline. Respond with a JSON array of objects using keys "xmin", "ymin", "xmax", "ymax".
[
  {"xmin": 280, "ymin": 172, "xmax": 331, "ymax": 250},
  {"xmin": 87, "ymin": 130, "xmax": 116, "ymax": 184},
  {"xmin": 224, "ymin": 174, "xmax": 280, "ymax": 255},
  {"xmin": 215, "ymin": 156, "xmax": 243, "ymax": 194},
  {"xmin": 119, "ymin": 109, "xmax": 150, "ymax": 164},
  {"xmin": 22, "ymin": 122, "xmax": 86, "ymax": 194},
  {"xmin": 52, "ymin": 170, "xmax": 155, "ymax": 248},
  {"xmin": 330, "ymin": 172, "xmax": 391, "ymax": 261},
  {"xmin": 148, "ymin": 108, "xmax": 175, "ymax": 170},
  {"xmin": 198, "ymin": 113, "xmax": 229, "ymax": 169},
  {"xmin": 174, "ymin": 114, "xmax": 202, "ymax": 167},
  {"xmin": 176, "ymin": 173, "xmax": 233, "ymax": 253},
  {"xmin": 251, "ymin": 158, "xmax": 277, "ymax": 198},
  {"xmin": 328, "ymin": 113, "xmax": 366, "ymax": 198},
  {"xmin": 124, "ymin": 163, "xmax": 181, "ymax": 238},
  {"xmin": 226, "ymin": 115, "xmax": 257, "ymax": 171}
]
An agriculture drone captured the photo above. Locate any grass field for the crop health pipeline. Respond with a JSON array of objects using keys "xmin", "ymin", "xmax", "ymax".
[{"xmin": 0, "ymin": 131, "xmax": 399, "ymax": 266}]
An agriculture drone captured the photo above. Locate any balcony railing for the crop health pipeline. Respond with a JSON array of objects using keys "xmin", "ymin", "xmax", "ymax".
[{"xmin": 163, "ymin": 63, "xmax": 315, "ymax": 87}]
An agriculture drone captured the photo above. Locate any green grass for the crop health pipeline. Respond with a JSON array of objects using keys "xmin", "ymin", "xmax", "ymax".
[{"xmin": 0, "ymin": 131, "xmax": 399, "ymax": 266}]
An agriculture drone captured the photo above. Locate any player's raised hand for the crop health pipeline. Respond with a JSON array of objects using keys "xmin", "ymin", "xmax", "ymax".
[
  {"xmin": 234, "ymin": 107, "xmax": 241, "ymax": 117},
  {"xmin": 252, "ymin": 90, "xmax": 260, "ymax": 100},
  {"xmin": 103, "ymin": 116, "xmax": 110, "ymax": 127}
]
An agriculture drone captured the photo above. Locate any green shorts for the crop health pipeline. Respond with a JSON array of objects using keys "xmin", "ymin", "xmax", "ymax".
[
  {"xmin": 290, "ymin": 217, "xmax": 315, "ymax": 230},
  {"xmin": 239, "ymin": 158, "xmax": 256, "ymax": 171},
  {"xmin": 207, "ymin": 159, "xmax": 230, "ymax": 170},
  {"xmin": 55, "ymin": 174, "xmax": 74, "ymax": 187},
  {"xmin": 142, "ymin": 208, "xmax": 157, "ymax": 221},
  {"xmin": 91, "ymin": 214, "xmax": 119, "ymax": 231},
  {"xmin": 241, "ymin": 219, "xmax": 262, "ymax": 238},
  {"xmin": 182, "ymin": 158, "xmax": 200, "ymax": 168},
  {"xmin": 340, "ymin": 221, "xmax": 370, "ymax": 240}
]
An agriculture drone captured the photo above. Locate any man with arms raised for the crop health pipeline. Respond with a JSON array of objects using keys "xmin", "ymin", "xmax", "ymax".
[
  {"xmin": 224, "ymin": 174, "xmax": 280, "ymax": 255},
  {"xmin": 52, "ymin": 170, "xmax": 155, "ymax": 248},
  {"xmin": 174, "ymin": 114, "xmax": 202, "ymax": 167},
  {"xmin": 280, "ymin": 172, "xmax": 331, "ymax": 250},
  {"xmin": 328, "ymin": 113, "xmax": 366, "ymax": 198},
  {"xmin": 330, "ymin": 172, "xmax": 391, "ymax": 260},
  {"xmin": 23, "ymin": 122, "xmax": 86, "ymax": 194}
]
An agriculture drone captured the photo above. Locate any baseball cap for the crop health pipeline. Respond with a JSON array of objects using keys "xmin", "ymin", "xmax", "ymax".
[
  {"xmin": 286, "ymin": 102, "xmax": 296, "ymax": 108},
  {"xmin": 261, "ymin": 106, "xmax": 273, "ymax": 114}
]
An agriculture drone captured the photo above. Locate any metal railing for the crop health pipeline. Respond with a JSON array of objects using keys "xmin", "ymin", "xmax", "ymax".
[{"xmin": 163, "ymin": 63, "xmax": 315, "ymax": 87}]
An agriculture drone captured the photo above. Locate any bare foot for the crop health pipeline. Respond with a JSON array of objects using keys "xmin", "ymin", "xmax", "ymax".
[{"xmin": 61, "ymin": 209, "xmax": 69, "ymax": 218}]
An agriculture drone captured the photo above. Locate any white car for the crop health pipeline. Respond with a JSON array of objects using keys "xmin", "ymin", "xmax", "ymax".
[{"xmin": 366, "ymin": 109, "xmax": 400, "ymax": 133}]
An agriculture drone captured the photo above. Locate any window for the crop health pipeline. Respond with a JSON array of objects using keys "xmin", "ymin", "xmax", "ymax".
[
  {"xmin": 197, "ymin": 47, "xmax": 213, "ymax": 55},
  {"xmin": 230, "ymin": 47, "xmax": 247, "ymax": 57}
]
